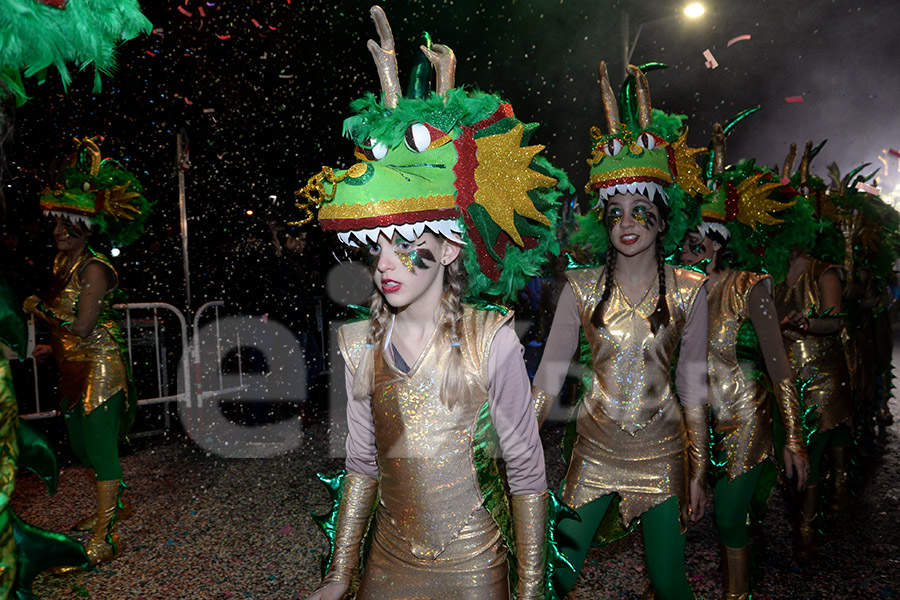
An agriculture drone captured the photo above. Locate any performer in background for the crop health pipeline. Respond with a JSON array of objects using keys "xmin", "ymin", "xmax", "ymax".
[
  {"xmin": 679, "ymin": 120, "xmax": 809, "ymax": 599},
  {"xmin": 23, "ymin": 137, "xmax": 152, "ymax": 568}
]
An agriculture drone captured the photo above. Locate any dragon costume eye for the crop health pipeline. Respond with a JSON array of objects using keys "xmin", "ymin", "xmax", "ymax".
[
  {"xmin": 798, "ymin": 184, "xmax": 811, "ymax": 196},
  {"xmin": 404, "ymin": 124, "xmax": 431, "ymax": 153},
  {"xmin": 82, "ymin": 181, "xmax": 92, "ymax": 192},
  {"xmin": 637, "ymin": 132, "xmax": 660, "ymax": 150},
  {"xmin": 605, "ymin": 138, "xmax": 624, "ymax": 157},
  {"xmin": 361, "ymin": 138, "xmax": 389, "ymax": 161}
]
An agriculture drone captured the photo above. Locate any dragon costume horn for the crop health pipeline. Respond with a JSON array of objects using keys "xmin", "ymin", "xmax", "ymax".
[
  {"xmin": 628, "ymin": 64, "xmax": 653, "ymax": 128},
  {"xmin": 782, "ymin": 142, "xmax": 797, "ymax": 177},
  {"xmin": 367, "ymin": 6, "xmax": 402, "ymax": 109},
  {"xmin": 598, "ymin": 62, "xmax": 620, "ymax": 134},
  {"xmin": 421, "ymin": 43, "xmax": 456, "ymax": 97},
  {"xmin": 799, "ymin": 140, "xmax": 813, "ymax": 184}
]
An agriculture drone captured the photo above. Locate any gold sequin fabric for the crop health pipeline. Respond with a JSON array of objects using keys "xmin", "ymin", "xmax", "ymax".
[
  {"xmin": 707, "ymin": 270, "xmax": 774, "ymax": 480},
  {"xmin": 45, "ymin": 251, "xmax": 126, "ymax": 415},
  {"xmin": 338, "ymin": 307, "xmax": 513, "ymax": 596},
  {"xmin": 774, "ymin": 259, "xmax": 853, "ymax": 433},
  {"xmin": 563, "ymin": 265, "xmax": 706, "ymax": 527},
  {"xmin": 1, "ymin": 357, "xmax": 19, "ymax": 596}
]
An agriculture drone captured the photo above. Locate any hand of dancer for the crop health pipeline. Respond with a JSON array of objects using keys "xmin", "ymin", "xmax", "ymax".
[
  {"xmin": 689, "ymin": 479, "xmax": 707, "ymax": 522},
  {"xmin": 304, "ymin": 582, "xmax": 347, "ymax": 600},
  {"xmin": 780, "ymin": 311, "xmax": 809, "ymax": 332},
  {"xmin": 31, "ymin": 344, "xmax": 52, "ymax": 362},
  {"xmin": 783, "ymin": 448, "xmax": 810, "ymax": 491},
  {"xmin": 22, "ymin": 295, "xmax": 42, "ymax": 315}
]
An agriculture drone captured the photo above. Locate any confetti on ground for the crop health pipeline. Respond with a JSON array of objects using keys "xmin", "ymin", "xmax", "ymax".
[{"xmin": 727, "ymin": 34, "xmax": 752, "ymax": 47}]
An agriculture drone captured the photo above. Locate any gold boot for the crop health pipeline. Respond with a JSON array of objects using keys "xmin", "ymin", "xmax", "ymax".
[
  {"xmin": 73, "ymin": 493, "xmax": 133, "ymax": 531},
  {"xmin": 721, "ymin": 543, "xmax": 750, "ymax": 600},
  {"xmin": 640, "ymin": 585, "xmax": 657, "ymax": 600},
  {"xmin": 84, "ymin": 479, "xmax": 123, "ymax": 565},
  {"xmin": 829, "ymin": 445, "xmax": 852, "ymax": 511},
  {"xmin": 796, "ymin": 483, "xmax": 819, "ymax": 561}
]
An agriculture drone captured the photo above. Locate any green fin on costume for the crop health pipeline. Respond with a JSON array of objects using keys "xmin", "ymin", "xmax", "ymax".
[
  {"xmin": 545, "ymin": 491, "xmax": 580, "ymax": 600},
  {"xmin": 11, "ymin": 511, "xmax": 91, "ymax": 596},
  {"xmin": 16, "ymin": 420, "xmax": 58, "ymax": 496},
  {"xmin": 311, "ymin": 470, "xmax": 346, "ymax": 578}
]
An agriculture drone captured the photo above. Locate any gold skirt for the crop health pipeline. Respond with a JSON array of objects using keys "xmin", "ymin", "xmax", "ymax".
[{"xmin": 357, "ymin": 506, "xmax": 509, "ymax": 599}]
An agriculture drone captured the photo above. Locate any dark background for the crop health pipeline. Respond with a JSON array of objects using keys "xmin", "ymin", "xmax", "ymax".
[{"xmin": 3, "ymin": 0, "xmax": 900, "ymax": 309}]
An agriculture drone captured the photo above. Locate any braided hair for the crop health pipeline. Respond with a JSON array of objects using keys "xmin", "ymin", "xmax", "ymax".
[
  {"xmin": 647, "ymin": 232, "xmax": 671, "ymax": 334},
  {"xmin": 590, "ymin": 194, "xmax": 671, "ymax": 335}
]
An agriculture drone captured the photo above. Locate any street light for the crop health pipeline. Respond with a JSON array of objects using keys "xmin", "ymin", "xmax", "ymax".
[{"xmin": 621, "ymin": 3, "xmax": 705, "ymax": 78}]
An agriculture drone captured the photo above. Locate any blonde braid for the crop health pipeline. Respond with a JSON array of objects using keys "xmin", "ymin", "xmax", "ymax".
[
  {"xmin": 351, "ymin": 289, "xmax": 393, "ymax": 401},
  {"xmin": 439, "ymin": 256, "xmax": 473, "ymax": 410}
]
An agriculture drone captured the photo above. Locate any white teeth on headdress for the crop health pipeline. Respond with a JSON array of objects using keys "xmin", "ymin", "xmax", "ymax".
[
  {"xmin": 339, "ymin": 218, "xmax": 467, "ymax": 248},
  {"xmin": 698, "ymin": 221, "xmax": 731, "ymax": 241},
  {"xmin": 45, "ymin": 210, "xmax": 95, "ymax": 229}
]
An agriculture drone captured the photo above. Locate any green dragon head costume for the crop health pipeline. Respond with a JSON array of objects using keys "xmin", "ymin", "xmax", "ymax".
[
  {"xmin": 296, "ymin": 6, "xmax": 569, "ymax": 301},
  {"xmin": 39, "ymin": 137, "xmax": 152, "ymax": 247},
  {"xmin": 572, "ymin": 62, "xmax": 709, "ymax": 257}
]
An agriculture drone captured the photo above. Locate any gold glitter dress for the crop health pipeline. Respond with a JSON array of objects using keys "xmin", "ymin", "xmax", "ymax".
[
  {"xmin": 338, "ymin": 306, "xmax": 530, "ymax": 599},
  {"xmin": 44, "ymin": 250, "xmax": 128, "ymax": 416},
  {"xmin": 707, "ymin": 270, "xmax": 777, "ymax": 480},
  {"xmin": 774, "ymin": 259, "xmax": 852, "ymax": 433},
  {"xmin": 561, "ymin": 265, "xmax": 706, "ymax": 527}
]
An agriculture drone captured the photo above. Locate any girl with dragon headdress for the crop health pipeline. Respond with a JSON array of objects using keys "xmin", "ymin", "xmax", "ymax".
[
  {"xmin": 23, "ymin": 137, "xmax": 152, "ymax": 569},
  {"xmin": 532, "ymin": 63, "xmax": 710, "ymax": 599},
  {"xmin": 770, "ymin": 141, "xmax": 854, "ymax": 561},
  {"xmin": 678, "ymin": 115, "xmax": 810, "ymax": 599},
  {"xmin": 299, "ymin": 7, "xmax": 572, "ymax": 599}
]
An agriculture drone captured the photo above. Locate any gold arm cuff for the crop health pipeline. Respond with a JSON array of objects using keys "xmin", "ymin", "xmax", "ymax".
[
  {"xmin": 682, "ymin": 404, "xmax": 710, "ymax": 487},
  {"xmin": 532, "ymin": 385, "xmax": 556, "ymax": 429},
  {"xmin": 321, "ymin": 472, "xmax": 378, "ymax": 587},
  {"xmin": 773, "ymin": 378, "xmax": 808, "ymax": 459},
  {"xmin": 512, "ymin": 491, "xmax": 548, "ymax": 600}
]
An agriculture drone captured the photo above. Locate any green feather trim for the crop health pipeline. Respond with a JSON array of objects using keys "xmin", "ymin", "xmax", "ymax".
[
  {"xmin": 343, "ymin": 88, "xmax": 500, "ymax": 146},
  {"xmin": 0, "ymin": 0, "xmax": 151, "ymax": 98}
]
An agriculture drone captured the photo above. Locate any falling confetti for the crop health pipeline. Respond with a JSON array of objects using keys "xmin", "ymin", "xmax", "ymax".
[
  {"xmin": 703, "ymin": 49, "xmax": 718, "ymax": 69},
  {"xmin": 785, "ymin": 96, "xmax": 804, "ymax": 103},
  {"xmin": 856, "ymin": 182, "xmax": 881, "ymax": 195},
  {"xmin": 727, "ymin": 34, "xmax": 752, "ymax": 47}
]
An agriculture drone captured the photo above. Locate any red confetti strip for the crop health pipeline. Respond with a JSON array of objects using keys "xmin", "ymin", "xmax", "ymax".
[
  {"xmin": 184, "ymin": 97, "xmax": 194, "ymax": 105},
  {"xmin": 198, "ymin": 6, "xmax": 206, "ymax": 17},
  {"xmin": 216, "ymin": 34, "xmax": 231, "ymax": 40},
  {"xmin": 177, "ymin": 6, "xmax": 193, "ymax": 17},
  {"xmin": 145, "ymin": 51, "xmax": 157, "ymax": 56},
  {"xmin": 889, "ymin": 148, "xmax": 900, "ymax": 157},
  {"xmin": 727, "ymin": 34, "xmax": 752, "ymax": 47},
  {"xmin": 785, "ymin": 96, "xmax": 804, "ymax": 103},
  {"xmin": 251, "ymin": 18, "xmax": 261, "ymax": 27}
]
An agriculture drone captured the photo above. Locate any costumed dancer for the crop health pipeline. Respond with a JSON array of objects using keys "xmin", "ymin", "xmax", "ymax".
[
  {"xmin": 678, "ymin": 118, "xmax": 810, "ymax": 600},
  {"xmin": 824, "ymin": 163, "xmax": 899, "ymax": 444},
  {"xmin": 533, "ymin": 63, "xmax": 711, "ymax": 600},
  {"xmin": 22, "ymin": 137, "xmax": 152, "ymax": 568},
  {"xmin": 2, "ymin": 275, "xmax": 91, "ymax": 599},
  {"xmin": 298, "ymin": 7, "xmax": 573, "ymax": 599},
  {"xmin": 772, "ymin": 141, "xmax": 853, "ymax": 560}
]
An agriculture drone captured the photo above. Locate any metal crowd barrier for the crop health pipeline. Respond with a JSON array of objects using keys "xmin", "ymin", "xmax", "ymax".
[{"xmin": 18, "ymin": 301, "xmax": 247, "ymax": 435}]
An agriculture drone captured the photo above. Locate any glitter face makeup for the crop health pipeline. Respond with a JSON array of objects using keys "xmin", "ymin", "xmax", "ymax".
[
  {"xmin": 368, "ymin": 232, "xmax": 449, "ymax": 308},
  {"xmin": 606, "ymin": 192, "xmax": 663, "ymax": 257}
]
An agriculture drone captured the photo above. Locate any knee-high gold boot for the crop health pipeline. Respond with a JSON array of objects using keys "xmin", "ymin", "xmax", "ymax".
[
  {"xmin": 72, "ymin": 469, "xmax": 133, "ymax": 531},
  {"xmin": 829, "ymin": 445, "xmax": 852, "ymax": 511},
  {"xmin": 84, "ymin": 479, "xmax": 123, "ymax": 565},
  {"xmin": 796, "ymin": 483, "xmax": 819, "ymax": 561},
  {"xmin": 721, "ymin": 543, "xmax": 750, "ymax": 600}
]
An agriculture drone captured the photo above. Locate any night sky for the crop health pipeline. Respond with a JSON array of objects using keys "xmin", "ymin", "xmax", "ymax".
[{"xmin": 4, "ymin": 0, "xmax": 900, "ymax": 306}]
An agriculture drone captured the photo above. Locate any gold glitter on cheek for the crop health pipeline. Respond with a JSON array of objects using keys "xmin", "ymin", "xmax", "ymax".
[{"xmin": 397, "ymin": 252, "xmax": 416, "ymax": 273}]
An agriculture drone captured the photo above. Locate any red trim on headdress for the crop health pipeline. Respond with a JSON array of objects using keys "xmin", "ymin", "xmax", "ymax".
[{"xmin": 319, "ymin": 208, "xmax": 459, "ymax": 231}]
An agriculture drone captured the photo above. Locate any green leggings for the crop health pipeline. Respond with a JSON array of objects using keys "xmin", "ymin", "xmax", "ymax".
[
  {"xmin": 714, "ymin": 462, "xmax": 765, "ymax": 548},
  {"xmin": 554, "ymin": 495, "xmax": 693, "ymax": 600},
  {"xmin": 808, "ymin": 425, "xmax": 851, "ymax": 485},
  {"xmin": 64, "ymin": 391, "xmax": 124, "ymax": 481}
]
